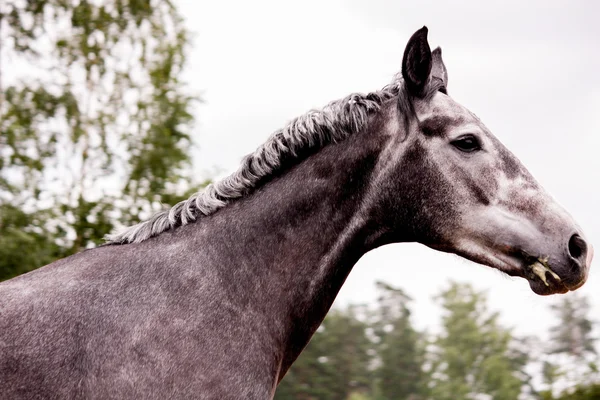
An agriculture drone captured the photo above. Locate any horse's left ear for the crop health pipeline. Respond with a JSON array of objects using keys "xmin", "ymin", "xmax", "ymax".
[
  {"xmin": 431, "ymin": 47, "xmax": 448, "ymax": 93},
  {"xmin": 402, "ymin": 26, "xmax": 432, "ymax": 97}
]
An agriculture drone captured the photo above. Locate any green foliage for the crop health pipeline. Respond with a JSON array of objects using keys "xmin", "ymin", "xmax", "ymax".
[
  {"xmin": 0, "ymin": 203, "xmax": 65, "ymax": 280},
  {"xmin": 556, "ymin": 383, "xmax": 600, "ymax": 400},
  {"xmin": 428, "ymin": 282, "xmax": 529, "ymax": 400},
  {"xmin": 275, "ymin": 284, "xmax": 429, "ymax": 400},
  {"xmin": 549, "ymin": 294, "xmax": 596, "ymax": 359},
  {"xmin": 541, "ymin": 294, "xmax": 599, "ymax": 396},
  {"xmin": 372, "ymin": 282, "xmax": 426, "ymax": 400},
  {"xmin": 275, "ymin": 282, "xmax": 549, "ymax": 400},
  {"xmin": 0, "ymin": 0, "xmax": 199, "ymax": 279},
  {"xmin": 276, "ymin": 307, "xmax": 372, "ymax": 400}
]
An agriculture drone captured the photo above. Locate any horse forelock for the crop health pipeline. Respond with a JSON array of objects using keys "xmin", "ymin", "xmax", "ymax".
[{"xmin": 104, "ymin": 79, "xmax": 406, "ymax": 244}]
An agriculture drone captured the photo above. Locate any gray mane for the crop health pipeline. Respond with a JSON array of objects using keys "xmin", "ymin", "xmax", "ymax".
[{"xmin": 105, "ymin": 79, "xmax": 405, "ymax": 244}]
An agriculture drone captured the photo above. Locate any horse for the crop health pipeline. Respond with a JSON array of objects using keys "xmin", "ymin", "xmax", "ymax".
[{"xmin": 0, "ymin": 26, "xmax": 593, "ymax": 399}]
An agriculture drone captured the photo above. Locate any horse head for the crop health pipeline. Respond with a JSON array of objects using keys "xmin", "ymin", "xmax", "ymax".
[{"xmin": 370, "ymin": 27, "xmax": 592, "ymax": 295}]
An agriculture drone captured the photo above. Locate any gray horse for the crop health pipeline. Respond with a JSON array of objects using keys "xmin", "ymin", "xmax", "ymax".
[{"xmin": 0, "ymin": 27, "xmax": 593, "ymax": 399}]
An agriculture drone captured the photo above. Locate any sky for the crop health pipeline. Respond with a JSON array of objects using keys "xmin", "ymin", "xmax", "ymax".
[
  {"xmin": 174, "ymin": 0, "xmax": 600, "ymax": 338},
  {"xmin": 175, "ymin": 0, "xmax": 600, "ymax": 339}
]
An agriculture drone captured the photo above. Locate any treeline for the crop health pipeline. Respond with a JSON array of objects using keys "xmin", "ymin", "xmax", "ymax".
[{"xmin": 276, "ymin": 282, "xmax": 599, "ymax": 400}]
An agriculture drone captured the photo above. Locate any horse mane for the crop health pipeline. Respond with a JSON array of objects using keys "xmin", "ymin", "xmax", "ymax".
[{"xmin": 105, "ymin": 77, "xmax": 411, "ymax": 244}]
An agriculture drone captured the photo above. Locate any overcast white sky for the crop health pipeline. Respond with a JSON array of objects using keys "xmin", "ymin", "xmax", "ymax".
[{"xmin": 179, "ymin": 0, "xmax": 600, "ymax": 338}]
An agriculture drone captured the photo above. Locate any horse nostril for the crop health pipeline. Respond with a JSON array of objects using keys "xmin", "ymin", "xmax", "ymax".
[{"xmin": 568, "ymin": 234, "xmax": 587, "ymax": 261}]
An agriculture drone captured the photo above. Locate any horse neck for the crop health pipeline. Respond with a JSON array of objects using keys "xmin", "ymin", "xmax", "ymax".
[{"xmin": 196, "ymin": 102, "xmax": 400, "ymax": 377}]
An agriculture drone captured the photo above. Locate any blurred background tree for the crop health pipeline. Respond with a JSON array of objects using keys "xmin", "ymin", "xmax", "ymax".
[
  {"xmin": 371, "ymin": 282, "xmax": 427, "ymax": 400},
  {"xmin": 427, "ymin": 282, "xmax": 529, "ymax": 400},
  {"xmin": 540, "ymin": 294, "xmax": 598, "ymax": 399},
  {"xmin": 549, "ymin": 294, "xmax": 596, "ymax": 361},
  {"xmin": 278, "ymin": 283, "xmax": 574, "ymax": 400},
  {"xmin": 276, "ymin": 287, "xmax": 600, "ymax": 400},
  {"xmin": 0, "ymin": 0, "xmax": 199, "ymax": 280},
  {"xmin": 276, "ymin": 306, "xmax": 372, "ymax": 400}
]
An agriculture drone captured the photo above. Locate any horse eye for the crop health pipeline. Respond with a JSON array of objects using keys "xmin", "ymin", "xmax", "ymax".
[{"xmin": 451, "ymin": 135, "xmax": 481, "ymax": 153}]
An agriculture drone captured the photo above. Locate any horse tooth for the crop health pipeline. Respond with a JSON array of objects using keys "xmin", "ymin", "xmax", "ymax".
[
  {"xmin": 531, "ymin": 262, "xmax": 549, "ymax": 286},
  {"xmin": 530, "ymin": 260, "xmax": 561, "ymax": 286}
]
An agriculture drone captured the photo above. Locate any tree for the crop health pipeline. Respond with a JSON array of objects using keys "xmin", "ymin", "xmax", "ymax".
[
  {"xmin": 541, "ymin": 360, "xmax": 564, "ymax": 399},
  {"xmin": 276, "ymin": 306, "xmax": 372, "ymax": 400},
  {"xmin": 555, "ymin": 383, "xmax": 600, "ymax": 400},
  {"xmin": 542, "ymin": 294, "xmax": 598, "ymax": 395},
  {"xmin": 428, "ymin": 282, "xmax": 529, "ymax": 400},
  {"xmin": 372, "ymin": 282, "xmax": 426, "ymax": 400},
  {"xmin": 549, "ymin": 294, "xmax": 596, "ymax": 360},
  {"xmin": 0, "ymin": 0, "xmax": 198, "ymax": 280}
]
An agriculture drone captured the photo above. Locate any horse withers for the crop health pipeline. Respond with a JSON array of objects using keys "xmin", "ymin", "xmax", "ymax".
[{"xmin": 0, "ymin": 26, "xmax": 592, "ymax": 399}]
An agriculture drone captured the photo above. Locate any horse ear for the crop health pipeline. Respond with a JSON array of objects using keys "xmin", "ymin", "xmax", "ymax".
[
  {"xmin": 402, "ymin": 26, "xmax": 432, "ymax": 97},
  {"xmin": 431, "ymin": 47, "xmax": 448, "ymax": 93}
]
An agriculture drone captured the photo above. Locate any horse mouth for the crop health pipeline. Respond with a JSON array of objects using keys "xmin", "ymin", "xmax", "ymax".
[
  {"xmin": 527, "ymin": 260, "xmax": 560, "ymax": 286},
  {"xmin": 494, "ymin": 252, "xmax": 569, "ymax": 295},
  {"xmin": 522, "ymin": 258, "xmax": 568, "ymax": 295},
  {"xmin": 447, "ymin": 243, "xmax": 572, "ymax": 295}
]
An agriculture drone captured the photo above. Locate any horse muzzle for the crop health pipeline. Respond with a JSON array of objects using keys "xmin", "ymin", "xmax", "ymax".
[{"xmin": 523, "ymin": 233, "xmax": 592, "ymax": 295}]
